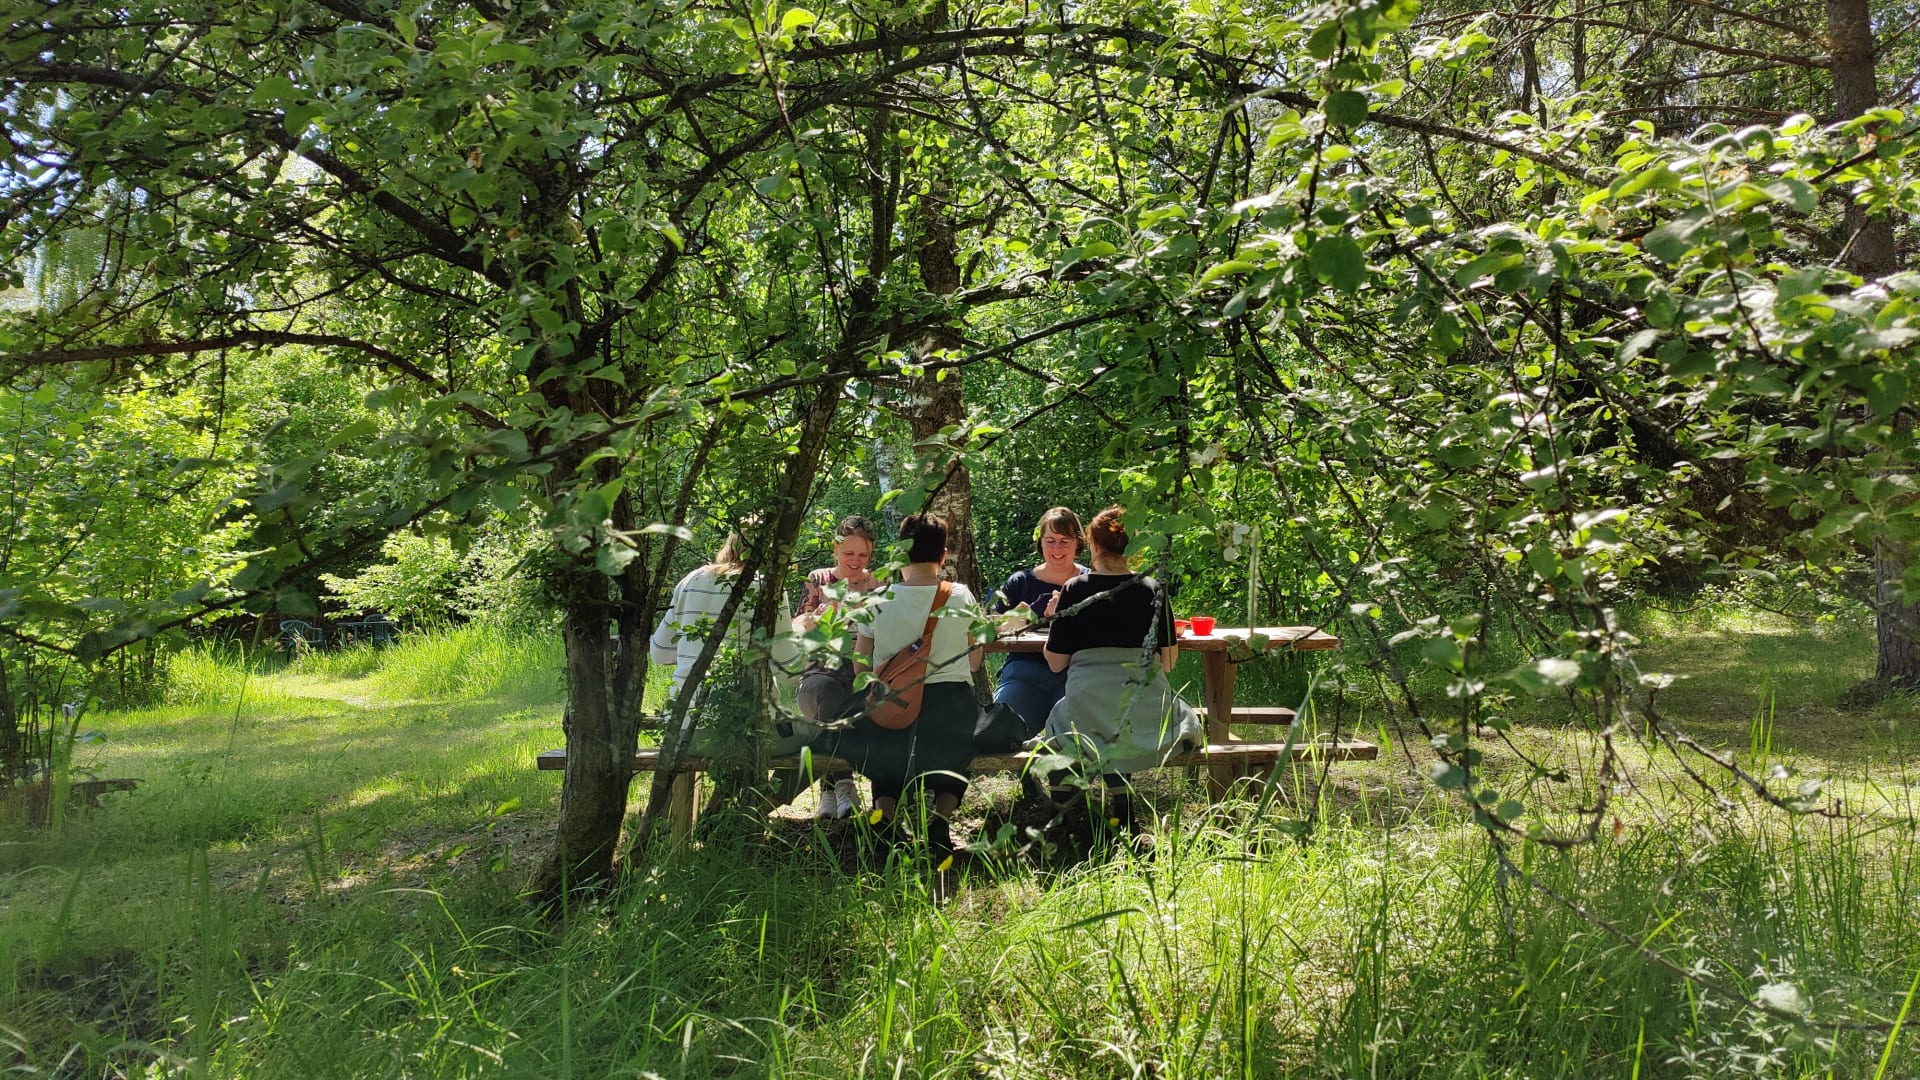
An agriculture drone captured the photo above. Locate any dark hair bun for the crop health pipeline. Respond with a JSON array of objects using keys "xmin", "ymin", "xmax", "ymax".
[{"xmin": 899, "ymin": 512, "xmax": 949, "ymax": 563}]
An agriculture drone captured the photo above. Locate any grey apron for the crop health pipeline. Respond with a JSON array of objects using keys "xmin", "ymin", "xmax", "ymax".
[{"xmin": 1040, "ymin": 647, "xmax": 1203, "ymax": 775}]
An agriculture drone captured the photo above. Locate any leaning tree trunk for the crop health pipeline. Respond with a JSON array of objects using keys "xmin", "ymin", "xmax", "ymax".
[
  {"xmin": 695, "ymin": 372, "xmax": 851, "ymax": 823},
  {"xmin": 1826, "ymin": 0, "xmax": 1916, "ymax": 687}
]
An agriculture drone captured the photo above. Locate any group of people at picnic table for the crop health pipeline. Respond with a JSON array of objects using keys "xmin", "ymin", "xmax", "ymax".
[{"xmin": 648, "ymin": 505, "xmax": 1204, "ymax": 857}]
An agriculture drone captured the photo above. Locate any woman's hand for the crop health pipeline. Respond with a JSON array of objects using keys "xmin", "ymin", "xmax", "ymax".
[
  {"xmin": 995, "ymin": 603, "xmax": 1033, "ymax": 634},
  {"xmin": 1043, "ymin": 590, "xmax": 1061, "ymax": 618}
]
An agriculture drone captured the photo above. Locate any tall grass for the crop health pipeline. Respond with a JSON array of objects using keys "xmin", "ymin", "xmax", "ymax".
[
  {"xmin": 4, "ymin": 614, "xmax": 1918, "ymax": 1077},
  {"xmin": 10, "ymin": 807, "xmax": 1913, "ymax": 1077},
  {"xmin": 164, "ymin": 645, "xmax": 299, "ymax": 712},
  {"xmin": 295, "ymin": 623, "xmax": 563, "ymax": 703}
]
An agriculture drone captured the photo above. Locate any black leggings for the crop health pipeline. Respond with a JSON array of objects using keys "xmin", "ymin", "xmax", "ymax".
[{"xmin": 821, "ymin": 681, "xmax": 976, "ymax": 804}]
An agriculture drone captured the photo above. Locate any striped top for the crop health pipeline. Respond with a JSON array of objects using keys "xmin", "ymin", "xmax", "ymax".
[{"xmin": 649, "ymin": 566, "xmax": 795, "ymax": 698}]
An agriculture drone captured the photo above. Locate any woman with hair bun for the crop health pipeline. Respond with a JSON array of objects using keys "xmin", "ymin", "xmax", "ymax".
[
  {"xmin": 818, "ymin": 512, "xmax": 984, "ymax": 858},
  {"xmin": 650, "ymin": 530, "xmax": 795, "ymax": 701},
  {"xmin": 1039, "ymin": 505, "xmax": 1202, "ymax": 831},
  {"xmin": 990, "ymin": 506, "xmax": 1087, "ymax": 735}
]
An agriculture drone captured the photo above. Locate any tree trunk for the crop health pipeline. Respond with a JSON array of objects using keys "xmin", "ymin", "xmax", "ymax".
[
  {"xmin": 911, "ymin": 169, "xmax": 993, "ymax": 701},
  {"xmin": 1875, "ymin": 543, "xmax": 1919, "ymax": 683},
  {"xmin": 0, "ymin": 652, "xmax": 19, "ymax": 783},
  {"xmin": 910, "ymin": 176, "xmax": 979, "ymax": 596},
  {"xmin": 526, "ymin": 139, "xmax": 654, "ymax": 896},
  {"xmin": 1825, "ymin": 0, "xmax": 1914, "ymax": 687},
  {"xmin": 695, "ymin": 373, "xmax": 850, "ymax": 823},
  {"xmin": 538, "ymin": 562, "xmax": 648, "ymax": 895}
]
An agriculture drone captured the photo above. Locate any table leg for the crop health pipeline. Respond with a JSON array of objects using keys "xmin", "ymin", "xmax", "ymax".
[
  {"xmin": 1200, "ymin": 651, "xmax": 1239, "ymax": 800},
  {"xmin": 667, "ymin": 771, "xmax": 696, "ymax": 851}
]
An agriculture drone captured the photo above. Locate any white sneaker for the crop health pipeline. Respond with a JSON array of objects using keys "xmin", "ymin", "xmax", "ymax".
[
  {"xmin": 814, "ymin": 785, "xmax": 841, "ymax": 820},
  {"xmin": 833, "ymin": 778, "xmax": 862, "ymax": 820}
]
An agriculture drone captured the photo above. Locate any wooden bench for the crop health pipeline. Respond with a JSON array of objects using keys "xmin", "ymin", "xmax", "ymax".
[
  {"xmin": 630, "ymin": 706, "xmax": 1293, "ymax": 732},
  {"xmin": 68, "ymin": 777, "xmax": 141, "ymax": 807},
  {"xmin": 536, "ymin": 737, "xmax": 1377, "ymax": 844}
]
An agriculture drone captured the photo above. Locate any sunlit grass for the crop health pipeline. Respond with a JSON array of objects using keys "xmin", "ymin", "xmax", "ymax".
[{"xmin": 4, "ymin": 615, "xmax": 1919, "ymax": 1077}]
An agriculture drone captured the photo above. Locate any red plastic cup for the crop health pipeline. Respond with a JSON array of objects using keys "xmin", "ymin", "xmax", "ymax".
[
  {"xmin": 1174, "ymin": 618, "xmax": 1192, "ymax": 637},
  {"xmin": 1191, "ymin": 615, "xmax": 1216, "ymax": 636}
]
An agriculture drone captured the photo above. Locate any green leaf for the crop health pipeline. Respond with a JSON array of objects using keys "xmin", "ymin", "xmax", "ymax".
[
  {"xmin": 1198, "ymin": 259, "xmax": 1259, "ymax": 285},
  {"xmin": 1775, "ymin": 267, "xmax": 1825, "ymax": 307},
  {"xmin": 1642, "ymin": 210, "xmax": 1707, "ymax": 265},
  {"xmin": 1429, "ymin": 310, "xmax": 1464, "ymax": 357},
  {"xmin": 1761, "ymin": 177, "xmax": 1816, "ymax": 213},
  {"xmin": 1323, "ymin": 90, "xmax": 1369, "ymax": 128},
  {"xmin": 1619, "ymin": 329, "xmax": 1658, "ymax": 362},
  {"xmin": 1645, "ymin": 289, "xmax": 1679, "ymax": 329},
  {"xmin": 482, "ymin": 42, "xmax": 538, "ymax": 65},
  {"xmin": 276, "ymin": 587, "xmax": 318, "ymax": 617},
  {"xmin": 1503, "ymin": 657, "xmax": 1581, "ymax": 696},
  {"xmin": 1454, "ymin": 252, "xmax": 1522, "ymax": 288},
  {"xmin": 252, "ymin": 76, "xmax": 298, "ymax": 107},
  {"xmin": 597, "ymin": 543, "xmax": 638, "ymax": 576},
  {"xmin": 1810, "ymin": 508, "xmax": 1870, "ymax": 540},
  {"xmin": 1865, "ymin": 371, "xmax": 1908, "ymax": 419},
  {"xmin": 1526, "ymin": 542, "xmax": 1560, "ymax": 580},
  {"xmin": 1306, "ymin": 22, "xmax": 1340, "ymax": 60},
  {"xmin": 779, "ymin": 8, "xmax": 816, "ymax": 32},
  {"xmin": 1309, "ymin": 236, "xmax": 1366, "ymax": 293}
]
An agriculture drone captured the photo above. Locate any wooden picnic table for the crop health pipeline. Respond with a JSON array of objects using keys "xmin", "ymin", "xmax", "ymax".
[
  {"xmin": 985, "ymin": 624, "xmax": 1342, "ymax": 797},
  {"xmin": 536, "ymin": 624, "xmax": 1356, "ymax": 844}
]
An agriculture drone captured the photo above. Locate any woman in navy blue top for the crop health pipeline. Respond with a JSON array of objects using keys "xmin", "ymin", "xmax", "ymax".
[{"xmin": 991, "ymin": 507, "xmax": 1087, "ymax": 735}]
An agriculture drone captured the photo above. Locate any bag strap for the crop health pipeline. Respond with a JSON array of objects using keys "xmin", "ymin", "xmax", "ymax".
[
  {"xmin": 876, "ymin": 582, "xmax": 955, "ymax": 675},
  {"xmin": 913, "ymin": 582, "xmax": 953, "ymax": 650}
]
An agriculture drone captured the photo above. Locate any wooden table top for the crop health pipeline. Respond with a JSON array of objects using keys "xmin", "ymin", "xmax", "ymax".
[{"xmin": 982, "ymin": 625, "xmax": 1340, "ymax": 654}]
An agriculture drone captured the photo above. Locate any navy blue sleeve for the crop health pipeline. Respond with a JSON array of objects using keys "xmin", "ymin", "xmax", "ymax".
[
  {"xmin": 992, "ymin": 570, "xmax": 1025, "ymax": 614},
  {"xmin": 996, "ymin": 569, "xmax": 1061, "ymax": 613}
]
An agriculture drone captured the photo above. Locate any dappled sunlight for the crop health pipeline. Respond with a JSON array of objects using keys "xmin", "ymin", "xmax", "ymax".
[{"xmin": 10, "ymin": 619, "xmax": 1920, "ymax": 1076}]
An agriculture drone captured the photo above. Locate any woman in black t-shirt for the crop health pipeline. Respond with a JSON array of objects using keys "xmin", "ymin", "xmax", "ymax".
[{"xmin": 1040, "ymin": 506, "xmax": 1202, "ymax": 782}]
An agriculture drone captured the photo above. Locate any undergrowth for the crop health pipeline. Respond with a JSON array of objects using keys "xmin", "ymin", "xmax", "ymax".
[{"xmin": 2, "ymin": 611, "xmax": 1917, "ymax": 1078}]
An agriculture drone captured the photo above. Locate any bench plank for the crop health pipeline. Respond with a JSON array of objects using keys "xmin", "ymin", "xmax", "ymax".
[
  {"xmin": 1198, "ymin": 706, "xmax": 1298, "ymax": 725},
  {"xmin": 536, "ymin": 739, "xmax": 1376, "ymax": 774}
]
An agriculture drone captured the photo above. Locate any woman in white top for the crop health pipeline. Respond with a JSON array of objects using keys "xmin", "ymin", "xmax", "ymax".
[
  {"xmin": 821, "ymin": 512, "xmax": 983, "ymax": 857},
  {"xmin": 648, "ymin": 531, "xmax": 795, "ymax": 722}
]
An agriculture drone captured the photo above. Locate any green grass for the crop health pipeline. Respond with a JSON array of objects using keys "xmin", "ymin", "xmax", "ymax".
[{"xmin": 4, "ymin": 609, "xmax": 1919, "ymax": 1077}]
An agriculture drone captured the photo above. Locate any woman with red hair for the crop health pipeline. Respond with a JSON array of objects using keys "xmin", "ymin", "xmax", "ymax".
[{"xmin": 1039, "ymin": 505, "xmax": 1201, "ymax": 831}]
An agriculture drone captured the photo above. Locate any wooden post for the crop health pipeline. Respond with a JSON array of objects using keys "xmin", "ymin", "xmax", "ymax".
[
  {"xmin": 667, "ymin": 772, "xmax": 696, "ymax": 852},
  {"xmin": 1200, "ymin": 651, "xmax": 1239, "ymax": 799}
]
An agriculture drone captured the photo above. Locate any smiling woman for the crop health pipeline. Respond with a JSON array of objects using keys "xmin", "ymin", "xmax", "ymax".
[
  {"xmin": 793, "ymin": 514, "xmax": 882, "ymax": 819},
  {"xmin": 990, "ymin": 507, "xmax": 1087, "ymax": 737}
]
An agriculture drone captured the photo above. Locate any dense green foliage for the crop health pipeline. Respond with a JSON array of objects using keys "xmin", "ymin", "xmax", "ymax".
[{"xmin": 4, "ymin": 0, "xmax": 1920, "ymax": 1051}]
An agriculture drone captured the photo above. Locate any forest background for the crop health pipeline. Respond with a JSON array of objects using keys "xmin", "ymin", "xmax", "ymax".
[{"xmin": 3, "ymin": 0, "xmax": 1920, "ymax": 1075}]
